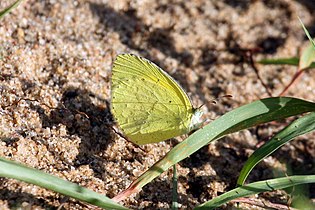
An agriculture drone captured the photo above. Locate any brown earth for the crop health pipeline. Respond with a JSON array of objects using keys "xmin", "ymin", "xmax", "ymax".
[{"xmin": 0, "ymin": 0, "xmax": 314, "ymax": 209}]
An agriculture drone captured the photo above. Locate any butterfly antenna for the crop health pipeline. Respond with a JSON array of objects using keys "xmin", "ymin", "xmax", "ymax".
[
  {"xmin": 197, "ymin": 104, "xmax": 205, "ymax": 109},
  {"xmin": 210, "ymin": 94, "xmax": 233, "ymax": 105}
]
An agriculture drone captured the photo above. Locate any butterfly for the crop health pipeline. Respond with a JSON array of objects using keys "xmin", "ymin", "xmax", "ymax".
[{"xmin": 111, "ymin": 54, "xmax": 203, "ymax": 145}]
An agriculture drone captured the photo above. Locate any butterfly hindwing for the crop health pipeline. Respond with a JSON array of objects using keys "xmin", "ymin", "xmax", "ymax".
[{"xmin": 111, "ymin": 54, "xmax": 194, "ymax": 145}]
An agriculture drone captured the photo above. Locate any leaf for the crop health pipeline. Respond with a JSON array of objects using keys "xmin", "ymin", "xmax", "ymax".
[
  {"xmin": 172, "ymin": 165, "xmax": 179, "ymax": 210},
  {"xmin": 258, "ymin": 57, "xmax": 315, "ymax": 69},
  {"xmin": 0, "ymin": 157, "xmax": 128, "ymax": 210},
  {"xmin": 299, "ymin": 17, "xmax": 315, "ymax": 50},
  {"xmin": 237, "ymin": 112, "xmax": 315, "ymax": 186},
  {"xmin": 258, "ymin": 57, "xmax": 300, "ymax": 66},
  {"xmin": 0, "ymin": 0, "xmax": 24, "ymax": 19}
]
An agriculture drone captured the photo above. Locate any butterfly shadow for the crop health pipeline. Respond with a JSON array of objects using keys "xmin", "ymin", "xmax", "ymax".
[{"xmin": 30, "ymin": 86, "xmax": 115, "ymax": 179}]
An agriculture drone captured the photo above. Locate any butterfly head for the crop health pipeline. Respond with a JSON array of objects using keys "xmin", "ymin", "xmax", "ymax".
[{"xmin": 189, "ymin": 108, "xmax": 204, "ymax": 132}]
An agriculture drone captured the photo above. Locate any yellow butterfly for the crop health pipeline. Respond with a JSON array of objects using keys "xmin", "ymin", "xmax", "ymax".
[{"xmin": 111, "ymin": 54, "xmax": 203, "ymax": 145}]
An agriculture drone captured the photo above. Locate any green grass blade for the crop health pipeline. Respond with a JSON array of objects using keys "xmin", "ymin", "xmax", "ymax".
[
  {"xmin": 237, "ymin": 112, "xmax": 315, "ymax": 186},
  {"xmin": 258, "ymin": 57, "xmax": 300, "ymax": 66},
  {"xmin": 195, "ymin": 175, "xmax": 315, "ymax": 209},
  {"xmin": 172, "ymin": 165, "xmax": 178, "ymax": 210},
  {"xmin": 258, "ymin": 57, "xmax": 315, "ymax": 69},
  {"xmin": 0, "ymin": 0, "xmax": 24, "ymax": 19},
  {"xmin": 0, "ymin": 157, "xmax": 128, "ymax": 210},
  {"xmin": 113, "ymin": 97, "xmax": 315, "ymax": 200},
  {"xmin": 299, "ymin": 17, "xmax": 315, "ymax": 50}
]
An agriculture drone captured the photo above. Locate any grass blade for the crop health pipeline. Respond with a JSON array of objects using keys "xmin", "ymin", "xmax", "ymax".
[
  {"xmin": 299, "ymin": 17, "xmax": 315, "ymax": 50},
  {"xmin": 195, "ymin": 175, "xmax": 315, "ymax": 209},
  {"xmin": 0, "ymin": 157, "xmax": 128, "ymax": 210},
  {"xmin": 172, "ymin": 164, "xmax": 178, "ymax": 210},
  {"xmin": 258, "ymin": 57, "xmax": 300, "ymax": 66},
  {"xmin": 258, "ymin": 58, "xmax": 315, "ymax": 69},
  {"xmin": 237, "ymin": 112, "xmax": 315, "ymax": 186},
  {"xmin": 113, "ymin": 97, "xmax": 315, "ymax": 201},
  {"xmin": 0, "ymin": 0, "xmax": 24, "ymax": 19}
]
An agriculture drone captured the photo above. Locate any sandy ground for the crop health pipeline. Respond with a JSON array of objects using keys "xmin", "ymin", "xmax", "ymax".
[{"xmin": 0, "ymin": 0, "xmax": 314, "ymax": 209}]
